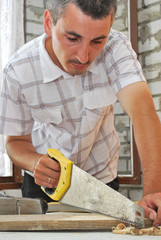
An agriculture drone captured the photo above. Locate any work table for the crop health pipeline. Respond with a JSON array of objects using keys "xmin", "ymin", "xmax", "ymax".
[{"xmin": 0, "ymin": 231, "xmax": 161, "ymax": 240}]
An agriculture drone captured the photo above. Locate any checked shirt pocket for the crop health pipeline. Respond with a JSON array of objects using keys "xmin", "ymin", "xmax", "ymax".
[{"xmin": 83, "ymin": 88, "xmax": 117, "ymax": 131}]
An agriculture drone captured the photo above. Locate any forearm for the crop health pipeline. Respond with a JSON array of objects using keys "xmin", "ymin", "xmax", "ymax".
[
  {"xmin": 133, "ymin": 112, "xmax": 161, "ymax": 196},
  {"xmin": 117, "ymin": 82, "xmax": 161, "ymax": 196},
  {"xmin": 6, "ymin": 135, "xmax": 42, "ymax": 173}
]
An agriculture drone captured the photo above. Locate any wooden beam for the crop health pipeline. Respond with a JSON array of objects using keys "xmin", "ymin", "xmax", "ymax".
[{"xmin": 0, "ymin": 213, "xmax": 152, "ymax": 231}]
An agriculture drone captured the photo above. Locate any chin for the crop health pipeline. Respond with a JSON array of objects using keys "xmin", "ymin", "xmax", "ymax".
[
  {"xmin": 68, "ymin": 65, "xmax": 87, "ymax": 76},
  {"xmin": 71, "ymin": 69, "xmax": 85, "ymax": 76}
]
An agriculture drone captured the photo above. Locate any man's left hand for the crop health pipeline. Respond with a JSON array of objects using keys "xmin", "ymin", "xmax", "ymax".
[{"xmin": 139, "ymin": 192, "xmax": 161, "ymax": 227}]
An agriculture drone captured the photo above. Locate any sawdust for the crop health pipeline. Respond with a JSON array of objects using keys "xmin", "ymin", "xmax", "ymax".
[{"xmin": 112, "ymin": 223, "xmax": 161, "ymax": 236}]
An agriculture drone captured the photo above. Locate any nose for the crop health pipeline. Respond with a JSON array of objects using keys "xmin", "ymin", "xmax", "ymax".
[{"xmin": 76, "ymin": 43, "xmax": 89, "ymax": 64}]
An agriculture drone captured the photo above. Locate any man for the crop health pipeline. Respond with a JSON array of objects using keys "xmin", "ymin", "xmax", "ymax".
[{"xmin": 0, "ymin": 0, "xmax": 161, "ymax": 226}]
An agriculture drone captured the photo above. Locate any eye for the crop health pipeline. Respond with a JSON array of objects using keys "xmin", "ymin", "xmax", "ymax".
[
  {"xmin": 92, "ymin": 40, "xmax": 103, "ymax": 44},
  {"xmin": 67, "ymin": 37, "xmax": 78, "ymax": 42}
]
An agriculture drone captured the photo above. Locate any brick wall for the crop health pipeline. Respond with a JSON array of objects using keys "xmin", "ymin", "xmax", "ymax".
[
  {"xmin": 119, "ymin": 0, "xmax": 161, "ymax": 201},
  {"xmin": 25, "ymin": 0, "xmax": 161, "ymax": 201},
  {"xmin": 25, "ymin": 0, "xmax": 44, "ymax": 42},
  {"xmin": 138, "ymin": 0, "xmax": 161, "ymax": 121}
]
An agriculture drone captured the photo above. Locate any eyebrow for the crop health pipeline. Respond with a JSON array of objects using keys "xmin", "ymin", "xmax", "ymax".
[
  {"xmin": 65, "ymin": 31, "xmax": 107, "ymax": 41},
  {"xmin": 65, "ymin": 31, "xmax": 82, "ymax": 38}
]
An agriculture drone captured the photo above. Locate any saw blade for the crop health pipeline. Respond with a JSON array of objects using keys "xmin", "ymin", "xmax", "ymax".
[{"xmin": 59, "ymin": 165, "xmax": 145, "ymax": 227}]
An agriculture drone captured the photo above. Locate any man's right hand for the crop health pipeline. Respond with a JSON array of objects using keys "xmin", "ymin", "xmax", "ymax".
[
  {"xmin": 33, "ymin": 154, "xmax": 61, "ymax": 188},
  {"xmin": 6, "ymin": 135, "xmax": 61, "ymax": 188}
]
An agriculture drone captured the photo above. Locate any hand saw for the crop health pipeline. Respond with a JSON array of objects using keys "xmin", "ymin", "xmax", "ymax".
[
  {"xmin": 0, "ymin": 194, "xmax": 48, "ymax": 215},
  {"xmin": 42, "ymin": 148, "xmax": 144, "ymax": 227}
]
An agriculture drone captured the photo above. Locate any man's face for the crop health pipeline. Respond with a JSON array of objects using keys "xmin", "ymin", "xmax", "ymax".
[{"xmin": 50, "ymin": 3, "xmax": 113, "ymax": 75}]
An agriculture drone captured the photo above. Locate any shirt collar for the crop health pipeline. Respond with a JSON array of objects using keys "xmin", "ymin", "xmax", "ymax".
[
  {"xmin": 87, "ymin": 57, "xmax": 100, "ymax": 75},
  {"xmin": 39, "ymin": 34, "xmax": 100, "ymax": 83}
]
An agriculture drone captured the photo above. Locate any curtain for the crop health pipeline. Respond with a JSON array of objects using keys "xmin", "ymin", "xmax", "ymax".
[{"xmin": 0, "ymin": 0, "xmax": 24, "ymax": 176}]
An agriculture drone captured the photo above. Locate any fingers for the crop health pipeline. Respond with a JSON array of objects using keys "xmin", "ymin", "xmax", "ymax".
[
  {"xmin": 33, "ymin": 154, "xmax": 61, "ymax": 188},
  {"xmin": 139, "ymin": 198, "xmax": 157, "ymax": 220},
  {"xmin": 34, "ymin": 168, "xmax": 60, "ymax": 188},
  {"xmin": 153, "ymin": 205, "xmax": 161, "ymax": 227},
  {"xmin": 139, "ymin": 204, "xmax": 156, "ymax": 220},
  {"xmin": 139, "ymin": 193, "xmax": 161, "ymax": 226}
]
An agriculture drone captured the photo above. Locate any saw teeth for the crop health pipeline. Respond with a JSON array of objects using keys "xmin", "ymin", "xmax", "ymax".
[{"xmin": 110, "ymin": 216, "xmax": 144, "ymax": 228}]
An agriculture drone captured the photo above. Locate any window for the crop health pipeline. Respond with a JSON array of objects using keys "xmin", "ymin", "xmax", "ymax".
[
  {"xmin": 0, "ymin": 0, "xmax": 25, "ymax": 189},
  {"xmin": 113, "ymin": 0, "xmax": 141, "ymax": 184}
]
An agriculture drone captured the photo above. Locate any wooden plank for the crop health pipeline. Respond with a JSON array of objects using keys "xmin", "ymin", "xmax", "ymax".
[{"xmin": 0, "ymin": 212, "xmax": 153, "ymax": 231}]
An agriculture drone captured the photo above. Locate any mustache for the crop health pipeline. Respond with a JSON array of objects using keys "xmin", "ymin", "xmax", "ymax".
[{"xmin": 68, "ymin": 59, "xmax": 90, "ymax": 65}]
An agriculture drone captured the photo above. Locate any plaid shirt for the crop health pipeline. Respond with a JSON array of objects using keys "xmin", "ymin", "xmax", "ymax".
[{"xmin": 0, "ymin": 29, "xmax": 146, "ymax": 183}]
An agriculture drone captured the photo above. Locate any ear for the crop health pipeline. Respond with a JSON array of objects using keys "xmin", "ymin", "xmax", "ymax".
[{"xmin": 44, "ymin": 9, "xmax": 53, "ymax": 37}]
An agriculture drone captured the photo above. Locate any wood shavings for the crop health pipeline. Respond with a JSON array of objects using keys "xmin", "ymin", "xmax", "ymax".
[{"xmin": 112, "ymin": 223, "xmax": 161, "ymax": 235}]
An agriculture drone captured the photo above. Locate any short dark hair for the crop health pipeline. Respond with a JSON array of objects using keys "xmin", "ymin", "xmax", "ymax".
[{"xmin": 46, "ymin": 0, "xmax": 117, "ymax": 25}]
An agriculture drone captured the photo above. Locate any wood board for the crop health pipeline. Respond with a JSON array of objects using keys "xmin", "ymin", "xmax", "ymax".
[{"xmin": 0, "ymin": 212, "xmax": 153, "ymax": 231}]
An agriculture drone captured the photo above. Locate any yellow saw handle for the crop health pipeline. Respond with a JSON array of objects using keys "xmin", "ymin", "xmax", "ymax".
[{"xmin": 41, "ymin": 149, "xmax": 74, "ymax": 201}]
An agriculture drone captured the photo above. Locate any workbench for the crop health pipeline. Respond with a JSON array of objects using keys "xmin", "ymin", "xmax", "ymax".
[{"xmin": 0, "ymin": 231, "xmax": 161, "ymax": 240}]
